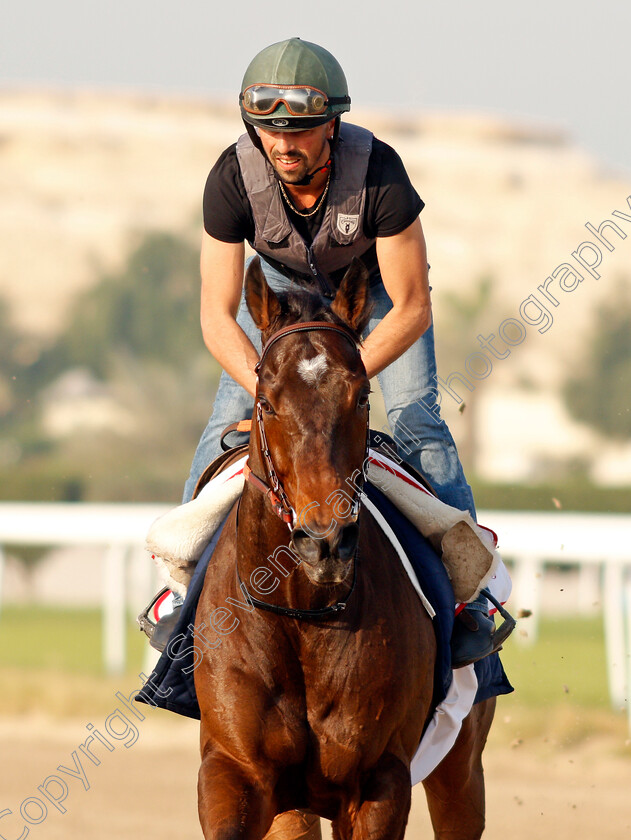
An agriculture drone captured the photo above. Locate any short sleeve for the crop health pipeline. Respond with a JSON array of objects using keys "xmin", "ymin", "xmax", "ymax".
[
  {"xmin": 202, "ymin": 145, "xmax": 255, "ymax": 243},
  {"xmin": 364, "ymin": 139, "xmax": 424, "ymax": 238}
]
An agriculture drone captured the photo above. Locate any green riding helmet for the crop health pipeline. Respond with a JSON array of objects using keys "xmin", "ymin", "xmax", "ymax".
[{"xmin": 239, "ymin": 38, "xmax": 351, "ymax": 132}]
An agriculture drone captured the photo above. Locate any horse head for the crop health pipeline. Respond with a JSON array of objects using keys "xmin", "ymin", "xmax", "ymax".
[{"xmin": 244, "ymin": 257, "xmax": 372, "ymax": 585}]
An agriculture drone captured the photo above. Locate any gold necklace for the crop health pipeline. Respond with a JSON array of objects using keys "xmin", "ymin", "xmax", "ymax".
[{"xmin": 278, "ymin": 169, "xmax": 331, "ymax": 218}]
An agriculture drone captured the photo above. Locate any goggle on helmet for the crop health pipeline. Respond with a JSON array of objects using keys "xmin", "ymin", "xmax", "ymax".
[{"xmin": 239, "ymin": 38, "xmax": 351, "ymax": 132}]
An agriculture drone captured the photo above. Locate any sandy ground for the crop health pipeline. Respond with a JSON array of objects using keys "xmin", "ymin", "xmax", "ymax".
[{"xmin": 1, "ymin": 712, "xmax": 629, "ymax": 839}]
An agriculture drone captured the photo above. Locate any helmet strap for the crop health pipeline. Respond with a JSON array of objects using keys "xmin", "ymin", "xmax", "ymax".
[
  {"xmin": 295, "ymin": 117, "xmax": 340, "ymax": 184},
  {"xmin": 244, "ymin": 120, "xmax": 265, "ymax": 153},
  {"xmin": 330, "ymin": 116, "xmax": 341, "ymax": 151},
  {"xmin": 292, "ymin": 117, "xmax": 340, "ymax": 185},
  {"xmin": 291, "ymin": 156, "xmax": 331, "ymax": 187}
]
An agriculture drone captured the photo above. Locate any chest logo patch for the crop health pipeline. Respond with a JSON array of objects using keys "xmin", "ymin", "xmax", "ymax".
[{"xmin": 337, "ymin": 213, "xmax": 359, "ymax": 236}]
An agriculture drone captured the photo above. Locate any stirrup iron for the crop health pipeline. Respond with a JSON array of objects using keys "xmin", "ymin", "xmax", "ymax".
[{"xmin": 480, "ymin": 587, "xmax": 516, "ymax": 648}]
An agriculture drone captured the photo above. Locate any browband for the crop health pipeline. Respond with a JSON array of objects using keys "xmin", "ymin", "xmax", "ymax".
[{"xmin": 255, "ymin": 321, "xmax": 359, "ymax": 374}]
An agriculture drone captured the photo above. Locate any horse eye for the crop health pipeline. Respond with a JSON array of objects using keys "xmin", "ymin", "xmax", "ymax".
[
  {"xmin": 259, "ymin": 397, "xmax": 275, "ymax": 416},
  {"xmin": 357, "ymin": 389, "xmax": 371, "ymax": 408}
]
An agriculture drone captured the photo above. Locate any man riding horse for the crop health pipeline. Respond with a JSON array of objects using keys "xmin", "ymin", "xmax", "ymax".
[{"xmin": 149, "ymin": 37, "xmax": 505, "ymax": 666}]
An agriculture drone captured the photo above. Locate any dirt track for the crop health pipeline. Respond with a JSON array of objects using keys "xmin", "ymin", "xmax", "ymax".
[{"xmin": 1, "ymin": 714, "xmax": 629, "ymax": 839}]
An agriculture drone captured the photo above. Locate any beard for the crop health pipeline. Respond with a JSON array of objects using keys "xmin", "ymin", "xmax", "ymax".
[
  {"xmin": 269, "ymin": 149, "xmax": 310, "ymax": 184},
  {"xmin": 268, "ymin": 136, "xmax": 328, "ymax": 185}
]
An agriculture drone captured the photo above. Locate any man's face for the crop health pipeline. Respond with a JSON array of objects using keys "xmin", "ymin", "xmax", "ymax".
[{"xmin": 258, "ymin": 121, "xmax": 335, "ymax": 185}]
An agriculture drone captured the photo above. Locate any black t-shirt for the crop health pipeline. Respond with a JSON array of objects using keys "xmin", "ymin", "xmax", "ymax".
[{"xmin": 202, "ymin": 134, "xmax": 424, "ymax": 284}]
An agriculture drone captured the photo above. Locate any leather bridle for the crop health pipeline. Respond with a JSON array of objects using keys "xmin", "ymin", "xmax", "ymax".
[
  {"xmin": 235, "ymin": 319, "xmax": 369, "ymax": 621},
  {"xmin": 244, "ymin": 320, "xmax": 370, "ymax": 529}
]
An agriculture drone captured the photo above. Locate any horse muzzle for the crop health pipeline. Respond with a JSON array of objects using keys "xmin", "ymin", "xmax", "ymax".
[{"xmin": 290, "ymin": 521, "xmax": 359, "ymax": 584}]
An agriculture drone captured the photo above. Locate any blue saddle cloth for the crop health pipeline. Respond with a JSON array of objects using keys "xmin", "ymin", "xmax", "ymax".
[{"xmin": 136, "ymin": 484, "xmax": 512, "ymax": 718}]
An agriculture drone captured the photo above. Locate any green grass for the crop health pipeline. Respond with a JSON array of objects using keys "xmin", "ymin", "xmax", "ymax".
[
  {"xmin": 492, "ymin": 616, "xmax": 629, "ymax": 751},
  {"xmin": 0, "ymin": 606, "xmax": 620, "ymax": 729},
  {"xmin": 500, "ymin": 615, "xmax": 610, "ymax": 709},
  {"xmin": 0, "ymin": 608, "xmax": 609, "ymax": 706},
  {"xmin": 469, "ymin": 477, "xmax": 631, "ymax": 512},
  {"xmin": 0, "ymin": 606, "xmax": 151, "ymax": 717},
  {"xmin": 0, "ymin": 605, "xmax": 146, "ymax": 675}
]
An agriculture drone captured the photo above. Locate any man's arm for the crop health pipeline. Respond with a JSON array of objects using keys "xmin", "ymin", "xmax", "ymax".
[
  {"xmin": 199, "ymin": 231, "xmax": 259, "ymax": 397},
  {"xmin": 361, "ymin": 217, "xmax": 431, "ymax": 379}
]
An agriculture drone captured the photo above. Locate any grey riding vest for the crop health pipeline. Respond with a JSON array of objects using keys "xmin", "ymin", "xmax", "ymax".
[{"xmin": 236, "ymin": 123, "xmax": 375, "ymax": 295}]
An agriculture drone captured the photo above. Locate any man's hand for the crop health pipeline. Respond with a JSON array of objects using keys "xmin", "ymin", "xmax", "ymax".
[
  {"xmin": 200, "ymin": 232, "xmax": 259, "ymax": 397},
  {"xmin": 361, "ymin": 217, "xmax": 431, "ymax": 379}
]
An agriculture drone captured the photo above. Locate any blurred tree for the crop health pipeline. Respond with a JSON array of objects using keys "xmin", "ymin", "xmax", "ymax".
[
  {"xmin": 43, "ymin": 231, "xmax": 204, "ymax": 378},
  {"xmin": 0, "ymin": 230, "xmax": 222, "ymax": 501},
  {"xmin": 0, "ymin": 298, "xmax": 19, "ymax": 419},
  {"xmin": 563, "ymin": 283, "xmax": 631, "ymax": 441},
  {"xmin": 0, "ymin": 298, "xmax": 48, "ymax": 457},
  {"xmin": 436, "ymin": 275, "xmax": 496, "ymax": 474}
]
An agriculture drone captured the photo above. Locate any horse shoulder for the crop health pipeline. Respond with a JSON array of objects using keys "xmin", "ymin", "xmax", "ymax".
[{"xmin": 195, "ymin": 510, "xmax": 312, "ymax": 768}]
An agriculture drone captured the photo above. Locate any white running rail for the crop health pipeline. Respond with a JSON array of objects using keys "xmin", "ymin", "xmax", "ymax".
[{"xmin": 0, "ymin": 504, "xmax": 629, "ymax": 729}]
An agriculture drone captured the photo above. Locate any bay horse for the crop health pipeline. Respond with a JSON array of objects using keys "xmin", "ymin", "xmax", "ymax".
[{"xmin": 193, "ymin": 257, "xmax": 495, "ymax": 840}]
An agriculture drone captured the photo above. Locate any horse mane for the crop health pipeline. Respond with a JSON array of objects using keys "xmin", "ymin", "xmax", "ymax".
[{"xmin": 270, "ymin": 287, "xmax": 363, "ymax": 342}]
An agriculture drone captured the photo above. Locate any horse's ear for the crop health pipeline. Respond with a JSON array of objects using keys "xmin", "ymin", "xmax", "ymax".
[
  {"xmin": 330, "ymin": 258, "xmax": 372, "ymax": 335},
  {"xmin": 245, "ymin": 257, "xmax": 281, "ymax": 331}
]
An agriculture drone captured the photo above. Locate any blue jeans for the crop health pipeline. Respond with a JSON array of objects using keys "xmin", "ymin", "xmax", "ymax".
[{"xmin": 183, "ymin": 258, "xmax": 476, "ymax": 518}]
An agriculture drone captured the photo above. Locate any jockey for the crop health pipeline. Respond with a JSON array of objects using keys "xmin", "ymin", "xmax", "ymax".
[{"xmin": 146, "ymin": 38, "xmax": 509, "ymax": 665}]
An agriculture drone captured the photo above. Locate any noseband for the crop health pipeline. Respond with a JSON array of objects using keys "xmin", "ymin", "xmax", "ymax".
[{"xmin": 244, "ymin": 320, "xmax": 370, "ymax": 528}]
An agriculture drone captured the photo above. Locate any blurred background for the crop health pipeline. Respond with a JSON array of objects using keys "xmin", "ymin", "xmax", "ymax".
[{"xmin": 1, "ymin": 1, "xmax": 630, "ymax": 838}]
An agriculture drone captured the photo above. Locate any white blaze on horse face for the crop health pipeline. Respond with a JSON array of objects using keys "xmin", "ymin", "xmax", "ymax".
[{"xmin": 297, "ymin": 353, "xmax": 328, "ymax": 387}]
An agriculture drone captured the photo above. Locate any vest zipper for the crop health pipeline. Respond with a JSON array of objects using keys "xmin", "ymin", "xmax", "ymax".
[{"xmin": 307, "ymin": 245, "xmax": 335, "ymax": 299}]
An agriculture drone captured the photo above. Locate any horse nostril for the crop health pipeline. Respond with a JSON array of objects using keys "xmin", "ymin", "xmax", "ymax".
[
  {"xmin": 291, "ymin": 529, "xmax": 321, "ymax": 565},
  {"xmin": 337, "ymin": 523, "xmax": 359, "ymax": 561},
  {"xmin": 292, "ymin": 523, "xmax": 358, "ymax": 564}
]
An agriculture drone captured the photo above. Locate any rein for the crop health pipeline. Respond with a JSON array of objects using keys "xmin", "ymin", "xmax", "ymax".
[{"xmin": 236, "ymin": 319, "xmax": 368, "ymax": 621}]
